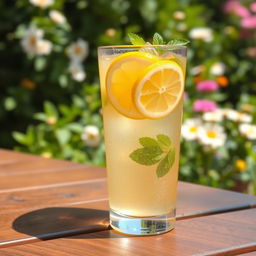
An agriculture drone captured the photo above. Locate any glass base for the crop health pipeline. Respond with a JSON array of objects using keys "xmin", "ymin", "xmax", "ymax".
[{"xmin": 110, "ymin": 208, "xmax": 176, "ymax": 235}]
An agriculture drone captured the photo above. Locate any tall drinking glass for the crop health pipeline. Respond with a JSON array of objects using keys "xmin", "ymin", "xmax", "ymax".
[{"xmin": 98, "ymin": 45, "xmax": 187, "ymax": 235}]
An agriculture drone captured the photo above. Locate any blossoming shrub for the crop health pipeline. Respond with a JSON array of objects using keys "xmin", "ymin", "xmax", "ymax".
[{"xmin": 1, "ymin": 0, "xmax": 256, "ymax": 193}]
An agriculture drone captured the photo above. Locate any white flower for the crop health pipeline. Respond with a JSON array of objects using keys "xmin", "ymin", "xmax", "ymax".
[
  {"xmin": 81, "ymin": 125, "xmax": 100, "ymax": 147},
  {"xmin": 203, "ymin": 110, "xmax": 223, "ymax": 122},
  {"xmin": 29, "ymin": 0, "xmax": 54, "ymax": 8},
  {"xmin": 239, "ymin": 123, "xmax": 256, "ymax": 140},
  {"xmin": 239, "ymin": 113, "xmax": 253, "ymax": 123},
  {"xmin": 21, "ymin": 26, "xmax": 52, "ymax": 56},
  {"xmin": 21, "ymin": 26, "xmax": 43, "ymax": 55},
  {"xmin": 210, "ymin": 62, "xmax": 226, "ymax": 76},
  {"xmin": 189, "ymin": 27, "xmax": 213, "ymax": 42},
  {"xmin": 198, "ymin": 124, "xmax": 226, "ymax": 148},
  {"xmin": 36, "ymin": 39, "xmax": 52, "ymax": 55},
  {"xmin": 222, "ymin": 109, "xmax": 252, "ymax": 123},
  {"xmin": 181, "ymin": 118, "xmax": 202, "ymax": 141},
  {"xmin": 68, "ymin": 39, "xmax": 89, "ymax": 62},
  {"xmin": 221, "ymin": 109, "xmax": 238, "ymax": 121},
  {"xmin": 68, "ymin": 61, "xmax": 86, "ymax": 82},
  {"xmin": 173, "ymin": 11, "xmax": 186, "ymax": 20},
  {"xmin": 49, "ymin": 10, "xmax": 66, "ymax": 24}
]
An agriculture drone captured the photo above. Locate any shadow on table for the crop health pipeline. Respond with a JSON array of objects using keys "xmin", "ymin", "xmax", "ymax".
[{"xmin": 12, "ymin": 207, "xmax": 119, "ymax": 239}]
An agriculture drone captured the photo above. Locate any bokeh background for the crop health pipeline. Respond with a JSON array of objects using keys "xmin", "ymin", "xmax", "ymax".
[{"xmin": 1, "ymin": 0, "xmax": 256, "ymax": 194}]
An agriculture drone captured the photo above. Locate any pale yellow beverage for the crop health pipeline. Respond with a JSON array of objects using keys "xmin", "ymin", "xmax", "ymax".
[{"xmin": 98, "ymin": 45, "xmax": 186, "ymax": 235}]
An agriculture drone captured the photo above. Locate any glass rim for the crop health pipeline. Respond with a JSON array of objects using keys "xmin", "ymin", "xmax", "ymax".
[{"xmin": 98, "ymin": 45, "xmax": 187, "ymax": 50}]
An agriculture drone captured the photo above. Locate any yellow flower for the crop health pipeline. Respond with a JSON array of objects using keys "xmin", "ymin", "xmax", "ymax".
[
  {"xmin": 235, "ymin": 160, "xmax": 247, "ymax": 172},
  {"xmin": 41, "ymin": 152, "xmax": 52, "ymax": 158}
]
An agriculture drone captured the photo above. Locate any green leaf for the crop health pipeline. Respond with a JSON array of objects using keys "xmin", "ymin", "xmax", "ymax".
[
  {"xmin": 13, "ymin": 132, "xmax": 27, "ymax": 145},
  {"xmin": 157, "ymin": 148, "xmax": 175, "ymax": 178},
  {"xmin": 157, "ymin": 134, "xmax": 171, "ymax": 151},
  {"xmin": 139, "ymin": 137, "xmax": 159, "ymax": 147},
  {"xmin": 44, "ymin": 101, "xmax": 58, "ymax": 118},
  {"xmin": 167, "ymin": 39, "xmax": 190, "ymax": 46},
  {"xmin": 153, "ymin": 33, "xmax": 164, "ymax": 45},
  {"xmin": 128, "ymin": 32, "xmax": 145, "ymax": 45},
  {"xmin": 34, "ymin": 113, "xmax": 47, "ymax": 122},
  {"xmin": 35, "ymin": 57, "xmax": 47, "ymax": 71},
  {"xmin": 67, "ymin": 123, "xmax": 83, "ymax": 132},
  {"xmin": 4, "ymin": 97, "xmax": 16, "ymax": 111},
  {"xmin": 129, "ymin": 146, "xmax": 162, "ymax": 166},
  {"xmin": 55, "ymin": 129, "xmax": 71, "ymax": 145}
]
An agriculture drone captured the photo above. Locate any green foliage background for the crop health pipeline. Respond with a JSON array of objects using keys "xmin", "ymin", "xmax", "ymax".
[{"xmin": 1, "ymin": 0, "xmax": 256, "ymax": 193}]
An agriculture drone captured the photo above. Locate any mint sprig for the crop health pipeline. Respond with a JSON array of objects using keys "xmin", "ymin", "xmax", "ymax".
[
  {"xmin": 127, "ymin": 32, "xmax": 146, "ymax": 45},
  {"xmin": 128, "ymin": 32, "xmax": 189, "ymax": 47},
  {"xmin": 153, "ymin": 32, "xmax": 164, "ymax": 45},
  {"xmin": 167, "ymin": 39, "xmax": 190, "ymax": 46},
  {"xmin": 129, "ymin": 134, "xmax": 176, "ymax": 178}
]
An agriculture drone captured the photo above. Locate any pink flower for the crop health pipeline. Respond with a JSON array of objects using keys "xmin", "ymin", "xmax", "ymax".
[
  {"xmin": 250, "ymin": 2, "xmax": 256, "ymax": 12},
  {"xmin": 193, "ymin": 100, "xmax": 217, "ymax": 112},
  {"xmin": 223, "ymin": 0, "xmax": 250, "ymax": 17},
  {"xmin": 241, "ymin": 16, "xmax": 256, "ymax": 28},
  {"xmin": 234, "ymin": 5, "xmax": 250, "ymax": 17},
  {"xmin": 223, "ymin": 0, "xmax": 239, "ymax": 13},
  {"xmin": 197, "ymin": 80, "xmax": 219, "ymax": 92}
]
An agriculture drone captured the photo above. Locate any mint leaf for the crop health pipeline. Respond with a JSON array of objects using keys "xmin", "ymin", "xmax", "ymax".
[
  {"xmin": 153, "ymin": 33, "xmax": 164, "ymax": 45},
  {"xmin": 168, "ymin": 148, "xmax": 175, "ymax": 168},
  {"xmin": 157, "ymin": 134, "xmax": 171, "ymax": 151},
  {"xmin": 129, "ymin": 146, "xmax": 162, "ymax": 165},
  {"xmin": 128, "ymin": 32, "xmax": 146, "ymax": 45},
  {"xmin": 130, "ymin": 134, "xmax": 175, "ymax": 177},
  {"xmin": 167, "ymin": 39, "xmax": 190, "ymax": 46},
  {"xmin": 139, "ymin": 137, "xmax": 159, "ymax": 147},
  {"xmin": 156, "ymin": 148, "xmax": 175, "ymax": 178}
]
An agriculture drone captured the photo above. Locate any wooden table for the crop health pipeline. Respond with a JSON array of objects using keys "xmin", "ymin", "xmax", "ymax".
[{"xmin": 0, "ymin": 149, "xmax": 256, "ymax": 255}]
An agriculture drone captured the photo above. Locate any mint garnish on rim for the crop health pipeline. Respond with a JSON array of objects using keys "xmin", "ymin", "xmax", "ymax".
[
  {"xmin": 129, "ymin": 134, "xmax": 176, "ymax": 178},
  {"xmin": 128, "ymin": 32, "xmax": 189, "ymax": 47}
]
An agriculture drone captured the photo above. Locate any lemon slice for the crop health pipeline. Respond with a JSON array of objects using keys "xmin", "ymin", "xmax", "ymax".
[
  {"xmin": 134, "ymin": 60, "xmax": 184, "ymax": 119},
  {"xmin": 106, "ymin": 51, "xmax": 158, "ymax": 119}
]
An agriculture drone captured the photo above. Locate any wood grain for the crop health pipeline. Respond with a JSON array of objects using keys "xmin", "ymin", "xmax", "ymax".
[
  {"xmin": 1, "ymin": 208, "xmax": 256, "ymax": 256},
  {"xmin": 0, "ymin": 179, "xmax": 108, "ymax": 214},
  {"xmin": 176, "ymin": 182, "xmax": 256, "ymax": 219},
  {"xmin": 1, "ymin": 179, "xmax": 255, "ymax": 214},
  {"xmin": 0, "ymin": 149, "xmax": 77, "ymax": 174},
  {"xmin": 0, "ymin": 150, "xmax": 37, "ymax": 162},
  {"xmin": 0, "ymin": 200, "xmax": 110, "ymax": 248},
  {"xmin": 0, "ymin": 165, "xmax": 106, "ymax": 192},
  {"xmin": 1, "ymin": 182, "xmax": 256, "ymax": 248},
  {"xmin": 1, "ymin": 150, "xmax": 256, "ymax": 255},
  {"xmin": 237, "ymin": 253, "xmax": 256, "ymax": 256}
]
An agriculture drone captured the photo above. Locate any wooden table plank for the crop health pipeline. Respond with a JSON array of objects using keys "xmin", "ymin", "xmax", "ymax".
[
  {"xmin": 0, "ymin": 179, "xmax": 108, "ymax": 214},
  {"xmin": 0, "ymin": 150, "xmax": 38, "ymax": 162},
  {"xmin": 0, "ymin": 159, "xmax": 81, "ymax": 176},
  {"xmin": 0, "ymin": 150, "xmax": 77, "ymax": 174},
  {"xmin": 1, "ymin": 182, "xmax": 255, "ymax": 248},
  {"xmin": 176, "ymin": 182, "xmax": 256, "ymax": 219},
  {"xmin": 1, "ymin": 208, "xmax": 256, "ymax": 256},
  {"xmin": 238, "ymin": 253, "xmax": 256, "ymax": 256},
  {"xmin": 1, "ymin": 179, "xmax": 255, "ymax": 215},
  {"xmin": 0, "ymin": 166, "xmax": 106, "ymax": 192}
]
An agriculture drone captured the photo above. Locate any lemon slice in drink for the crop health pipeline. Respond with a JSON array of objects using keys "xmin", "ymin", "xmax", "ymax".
[
  {"xmin": 106, "ymin": 51, "xmax": 158, "ymax": 119},
  {"xmin": 133, "ymin": 60, "xmax": 184, "ymax": 119}
]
